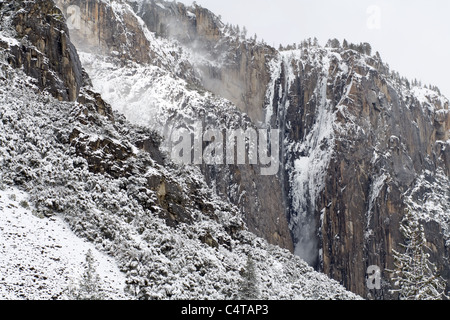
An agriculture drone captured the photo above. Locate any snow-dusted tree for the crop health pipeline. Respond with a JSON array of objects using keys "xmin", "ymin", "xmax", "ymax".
[
  {"xmin": 342, "ymin": 39, "xmax": 349, "ymax": 48},
  {"xmin": 241, "ymin": 26, "xmax": 247, "ymax": 39},
  {"xmin": 313, "ymin": 37, "xmax": 319, "ymax": 47},
  {"xmin": 361, "ymin": 42, "xmax": 372, "ymax": 56},
  {"xmin": 326, "ymin": 38, "xmax": 340, "ymax": 49},
  {"xmin": 73, "ymin": 249, "xmax": 104, "ymax": 300},
  {"xmin": 238, "ymin": 254, "xmax": 259, "ymax": 300},
  {"xmin": 391, "ymin": 210, "xmax": 447, "ymax": 300}
]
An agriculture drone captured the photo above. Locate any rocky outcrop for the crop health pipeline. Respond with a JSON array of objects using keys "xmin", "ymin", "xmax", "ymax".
[
  {"xmin": 323, "ymin": 59, "xmax": 449, "ymax": 298},
  {"xmin": 129, "ymin": 0, "xmax": 275, "ymax": 123},
  {"xmin": 55, "ymin": 0, "xmax": 152, "ymax": 64},
  {"xmin": 200, "ymin": 161, "xmax": 293, "ymax": 252},
  {"xmin": 0, "ymin": 0, "xmax": 84, "ymax": 101},
  {"xmin": 55, "ymin": 0, "xmax": 198, "ymax": 81}
]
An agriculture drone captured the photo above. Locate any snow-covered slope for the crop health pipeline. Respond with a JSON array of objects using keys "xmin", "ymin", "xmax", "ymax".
[
  {"xmin": 79, "ymin": 52, "xmax": 247, "ymax": 134},
  {"xmin": 0, "ymin": 187, "xmax": 128, "ymax": 300}
]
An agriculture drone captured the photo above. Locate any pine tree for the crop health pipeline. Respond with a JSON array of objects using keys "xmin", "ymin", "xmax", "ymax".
[
  {"xmin": 326, "ymin": 38, "xmax": 340, "ymax": 49},
  {"xmin": 343, "ymin": 39, "xmax": 349, "ymax": 48},
  {"xmin": 241, "ymin": 26, "xmax": 247, "ymax": 39},
  {"xmin": 313, "ymin": 37, "xmax": 319, "ymax": 47},
  {"xmin": 238, "ymin": 255, "xmax": 259, "ymax": 300},
  {"xmin": 362, "ymin": 42, "xmax": 372, "ymax": 56},
  {"xmin": 73, "ymin": 249, "xmax": 104, "ymax": 300},
  {"xmin": 391, "ymin": 210, "xmax": 447, "ymax": 300}
]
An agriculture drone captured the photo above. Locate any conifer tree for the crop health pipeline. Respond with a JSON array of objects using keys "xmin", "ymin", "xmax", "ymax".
[
  {"xmin": 74, "ymin": 249, "xmax": 104, "ymax": 300},
  {"xmin": 391, "ymin": 210, "xmax": 447, "ymax": 300},
  {"xmin": 241, "ymin": 26, "xmax": 247, "ymax": 39},
  {"xmin": 238, "ymin": 255, "xmax": 259, "ymax": 300},
  {"xmin": 343, "ymin": 39, "xmax": 349, "ymax": 48}
]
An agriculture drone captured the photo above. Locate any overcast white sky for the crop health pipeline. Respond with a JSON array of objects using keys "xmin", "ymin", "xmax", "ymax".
[{"xmin": 179, "ymin": 0, "xmax": 450, "ymax": 98}]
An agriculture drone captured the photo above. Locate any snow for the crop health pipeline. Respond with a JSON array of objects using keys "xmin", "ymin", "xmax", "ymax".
[
  {"xmin": 78, "ymin": 50, "xmax": 249, "ymax": 160},
  {"xmin": 405, "ymin": 169, "xmax": 450, "ymax": 239},
  {"xmin": 186, "ymin": 11, "xmax": 196, "ymax": 19},
  {"xmin": 365, "ymin": 173, "xmax": 388, "ymax": 237},
  {"xmin": 0, "ymin": 187, "xmax": 128, "ymax": 300},
  {"xmin": 411, "ymin": 87, "xmax": 434, "ymax": 110},
  {"xmin": 79, "ymin": 52, "xmax": 199, "ymax": 129},
  {"xmin": 409, "ymin": 86, "xmax": 449, "ymax": 113},
  {"xmin": 155, "ymin": 2, "xmax": 166, "ymax": 10},
  {"xmin": 0, "ymin": 33, "xmax": 19, "ymax": 47}
]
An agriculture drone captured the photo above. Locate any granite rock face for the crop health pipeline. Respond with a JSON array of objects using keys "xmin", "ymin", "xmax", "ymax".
[
  {"xmin": 56, "ymin": 0, "xmax": 151, "ymax": 64},
  {"xmin": 265, "ymin": 45, "xmax": 449, "ymax": 298},
  {"xmin": 0, "ymin": 0, "xmax": 83, "ymax": 101}
]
